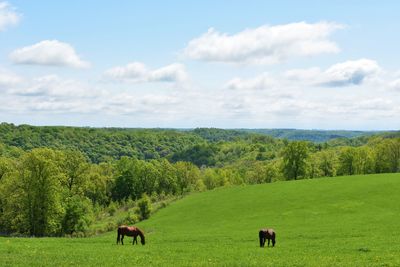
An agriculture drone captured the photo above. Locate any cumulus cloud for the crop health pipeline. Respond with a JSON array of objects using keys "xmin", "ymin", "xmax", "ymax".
[
  {"xmin": 320, "ymin": 59, "xmax": 381, "ymax": 87},
  {"xmin": 0, "ymin": 2, "xmax": 20, "ymax": 31},
  {"xmin": 285, "ymin": 59, "xmax": 381, "ymax": 87},
  {"xmin": 10, "ymin": 40, "xmax": 90, "ymax": 68},
  {"xmin": 184, "ymin": 21, "xmax": 343, "ymax": 64},
  {"xmin": 104, "ymin": 62, "xmax": 187, "ymax": 83},
  {"xmin": 1, "ymin": 57, "xmax": 398, "ymax": 129}
]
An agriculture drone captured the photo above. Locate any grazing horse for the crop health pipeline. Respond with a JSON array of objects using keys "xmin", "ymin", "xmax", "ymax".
[
  {"xmin": 117, "ymin": 226, "xmax": 145, "ymax": 245},
  {"xmin": 259, "ymin": 229, "xmax": 276, "ymax": 247}
]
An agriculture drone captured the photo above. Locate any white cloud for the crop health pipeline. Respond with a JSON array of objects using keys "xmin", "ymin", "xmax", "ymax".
[
  {"xmin": 149, "ymin": 63, "xmax": 187, "ymax": 82},
  {"xmin": 216, "ymin": 58, "xmax": 398, "ymax": 128},
  {"xmin": 104, "ymin": 62, "xmax": 148, "ymax": 82},
  {"xmin": 284, "ymin": 67, "xmax": 322, "ymax": 81},
  {"xmin": 10, "ymin": 40, "xmax": 90, "ymax": 68},
  {"xmin": 0, "ymin": 68, "xmax": 22, "ymax": 88},
  {"xmin": 8, "ymin": 74, "xmax": 98, "ymax": 98},
  {"xmin": 320, "ymin": 59, "xmax": 381, "ymax": 87},
  {"xmin": 184, "ymin": 21, "xmax": 343, "ymax": 64},
  {"xmin": 0, "ymin": 2, "xmax": 20, "ymax": 31},
  {"xmin": 1, "ymin": 75, "xmax": 105, "ymax": 114},
  {"xmin": 1, "ymin": 57, "xmax": 398, "ymax": 129},
  {"xmin": 389, "ymin": 79, "xmax": 400, "ymax": 91},
  {"xmin": 104, "ymin": 62, "xmax": 187, "ymax": 83},
  {"xmin": 225, "ymin": 73, "xmax": 277, "ymax": 90},
  {"xmin": 285, "ymin": 59, "xmax": 381, "ymax": 87}
]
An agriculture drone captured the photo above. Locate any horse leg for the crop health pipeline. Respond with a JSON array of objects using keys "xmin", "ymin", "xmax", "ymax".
[
  {"xmin": 267, "ymin": 238, "xmax": 270, "ymax": 247},
  {"xmin": 117, "ymin": 232, "xmax": 120, "ymax": 244},
  {"xmin": 272, "ymin": 238, "xmax": 275, "ymax": 247},
  {"xmin": 133, "ymin": 236, "xmax": 137, "ymax": 245},
  {"xmin": 121, "ymin": 235, "xmax": 124, "ymax": 245}
]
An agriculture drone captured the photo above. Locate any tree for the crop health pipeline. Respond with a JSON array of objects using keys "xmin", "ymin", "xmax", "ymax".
[
  {"xmin": 61, "ymin": 196, "xmax": 93, "ymax": 235},
  {"xmin": 201, "ymin": 168, "xmax": 219, "ymax": 189},
  {"xmin": 337, "ymin": 147, "xmax": 357, "ymax": 176},
  {"xmin": 353, "ymin": 146, "xmax": 374, "ymax": 174},
  {"xmin": 174, "ymin": 161, "xmax": 200, "ymax": 193},
  {"xmin": 282, "ymin": 141, "xmax": 309, "ymax": 180},
  {"xmin": 374, "ymin": 138, "xmax": 400, "ymax": 173},
  {"xmin": 85, "ymin": 162, "xmax": 114, "ymax": 206},
  {"xmin": 307, "ymin": 150, "xmax": 337, "ymax": 178},
  {"xmin": 318, "ymin": 150, "xmax": 337, "ymax": 177},
  {"xmin": 60, "ymin": 149, "xmax": 90, "ymax": 195},
  {"xmin": 0, "ymin": 156, "xmax": 14, "ymax": 181},
  {"xmin": 156, "ymin": 159, "xmax": 178, "ymax": 195},
  {"xmin": 18, "ymin": 148, "xmax": 63, "ymax": 236},
  {"xmin": 245, "ymin": 162, "xmax": 277, "ymax": 184}
]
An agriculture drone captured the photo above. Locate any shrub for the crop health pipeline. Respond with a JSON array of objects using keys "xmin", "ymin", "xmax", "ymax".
[
  {"xmin": 137, "ymin": 193, "xmax": 152, "ymax": 220},
  {"xmin": 107, "ymin": 201, "xmax": 118, "ymax": 216},
  {"xmin": 117, "ymin": 213, "xmax": 139, "ymax": 226}
]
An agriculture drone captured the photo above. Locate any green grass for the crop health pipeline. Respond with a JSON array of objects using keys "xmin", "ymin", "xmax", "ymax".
[{"xmin": 2, "ymin": 174, "xmax": 400, "ymax": 266}]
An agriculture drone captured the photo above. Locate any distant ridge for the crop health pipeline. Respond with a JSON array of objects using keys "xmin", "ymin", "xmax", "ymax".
[{"xmin": 235, "ymin": 128, "xmax": 382, "ymax": 142}]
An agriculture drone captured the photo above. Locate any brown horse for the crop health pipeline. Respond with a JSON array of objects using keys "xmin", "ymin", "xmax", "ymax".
[
  {"xmin": 259, "ymin": 228, "xmax": 276, "ymax": 247},
  {"xmin": 117, "ymin": 226, "xmax": 145, "ymax": 245}
]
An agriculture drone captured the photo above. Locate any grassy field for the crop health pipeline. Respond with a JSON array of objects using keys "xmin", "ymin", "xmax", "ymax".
[{"xmin": 1, "ymin": 173, "xmax": 400, "ymax": 266}]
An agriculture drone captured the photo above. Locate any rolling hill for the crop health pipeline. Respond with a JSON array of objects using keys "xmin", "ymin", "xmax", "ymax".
[{"xmin": 1, "ymin": 173, "xmax": 400, "ymax": 266}]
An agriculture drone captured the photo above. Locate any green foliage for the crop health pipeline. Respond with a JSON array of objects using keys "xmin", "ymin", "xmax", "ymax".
[
  {"xmin": 62, "ymin": 196, "xmax": 93, "ymax": 235},
  {"xmin": 373, "ymin": 138, "xmax": 400, "ymax": 173},
  {"xmin": 240, "ymin": 128, "xmax": 377, "ymax": 142},
  {"xmin": 107, "ymin": 201, "xmax": 118, "ymax": 217},
  {"xmin": 117, "ymin": 212, "xmax": 139, "ymax": 226},
  {"xmin": 0, "ymin": 124, "xmax": 400, "ymax": 238},
  {"xmin": 137, "ymin": 194, "xmax": 152, "ymax": 220},
  {"xmin": 0, "ymin": 123, "xmax": 204, "ymax": 163},
  {"xmin": 60, "ymin": 149, "xmax": 90, "ymax": 195},
  {"xmin": 10, "ymin": 148, "xmax": 64, "ymax": 236},
  {"xmin": 171, "ymin": 143, "xmax": 217, "ymax": 167},
  {"xmin": 282, "ymin": 141, "xmax": 309, "ymax": 180}
]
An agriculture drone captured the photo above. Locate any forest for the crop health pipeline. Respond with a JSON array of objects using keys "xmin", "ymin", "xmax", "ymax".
[{"xmin": 0, "ymin": 122, "xmax": 399, "ymax": 237}]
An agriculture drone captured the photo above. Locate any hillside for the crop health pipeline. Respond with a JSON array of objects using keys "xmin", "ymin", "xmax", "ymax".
[
  {"xmin": 1, "ymin": 173, "xmax": 400, "ymax": 266},
  {"xmin": 238, "ymin": 128, "xmax": 380, "ymax": 142},
  {"xmin": 1, "ymin": 123, "xmax": 391, "ymax": 164}
]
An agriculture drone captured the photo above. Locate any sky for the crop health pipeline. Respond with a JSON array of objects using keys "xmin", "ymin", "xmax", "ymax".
[{"xmin": 0, "ymin": 1, "xmax": 399, "ymax": 130}]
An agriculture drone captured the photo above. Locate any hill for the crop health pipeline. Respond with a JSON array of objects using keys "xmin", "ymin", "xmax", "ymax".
[
  {"xmin": 1, "ymin": 173, "xmax": 399, "ymax": 266},
  {"xmin": 238, "ymin": 128, "xmax": 380, "ymax": 142},
  {"xmin": 1, "ymin": 123, "xmax": 392, "ymax": 164}
]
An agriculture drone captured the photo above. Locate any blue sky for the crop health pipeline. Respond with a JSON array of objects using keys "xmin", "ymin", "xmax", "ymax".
[{"xmin": 0, "ymin": 1, "xmax": 399, "ymax": 129}]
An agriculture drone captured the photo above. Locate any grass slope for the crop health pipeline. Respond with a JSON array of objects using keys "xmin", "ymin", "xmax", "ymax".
[{"xmin": 1, "ymin": 174, "xmax": 400, "ymax": 266}]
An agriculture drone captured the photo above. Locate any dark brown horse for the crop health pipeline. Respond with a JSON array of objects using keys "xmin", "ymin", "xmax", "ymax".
[
  {"xmin": 259, "ymin": 228, "xmax": 276, "ymax": 247},
  {"xmin": 117, "ymin": 226, "xmax": 145, "ymax": 245}
]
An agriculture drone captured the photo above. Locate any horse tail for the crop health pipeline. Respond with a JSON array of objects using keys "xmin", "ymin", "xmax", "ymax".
[
  {"xmin": 117, "ymin": 228, "xmax": 121, "ymax": 244},
  {"xmin": 259, "ymin": 230, "xmax": 264, "ymax": 247}
]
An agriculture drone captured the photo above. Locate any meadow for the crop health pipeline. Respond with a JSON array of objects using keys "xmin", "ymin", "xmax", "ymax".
[{"xmin": 1, "ymin": 173, "xmax": 400, "ymax": 266}]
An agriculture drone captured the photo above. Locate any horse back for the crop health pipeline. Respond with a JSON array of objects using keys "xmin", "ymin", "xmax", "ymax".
[{"xmin": 260, "ymin": 228, "xmax": 275, "ymax": 238}]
